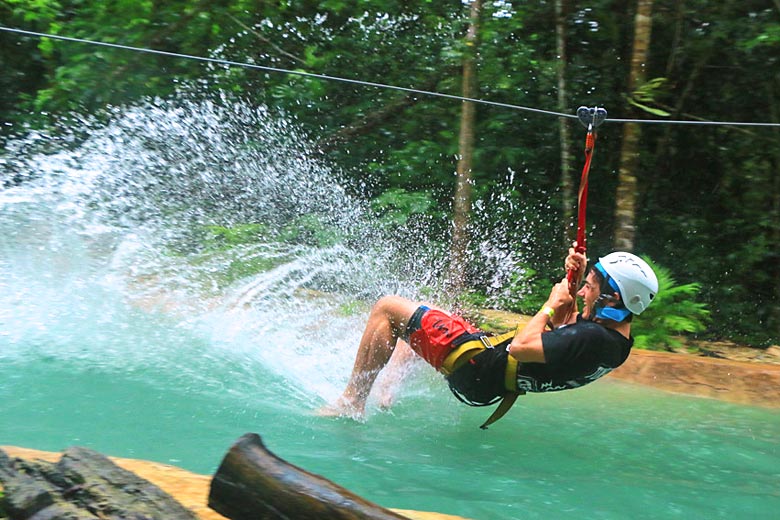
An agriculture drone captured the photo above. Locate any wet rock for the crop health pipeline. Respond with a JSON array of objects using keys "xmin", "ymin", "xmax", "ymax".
[{"xmin": 0, "ymin": 447, "xmax": 198, "ymax": 519}]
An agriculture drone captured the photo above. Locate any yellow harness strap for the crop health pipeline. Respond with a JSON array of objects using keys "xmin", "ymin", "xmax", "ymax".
[
  {"xmin": 439, "ymin": 329, "xmax": 516, "ymax": 376},
  {"xmin": 479, "ymin": 355, "xmax": 522, "ymax": 430},
  {"xmin": 439, "ymin": 328, "xmax": 525, "ymax": 429}
]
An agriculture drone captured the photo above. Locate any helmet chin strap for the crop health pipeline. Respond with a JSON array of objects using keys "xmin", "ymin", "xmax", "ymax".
[
  {"xmin": 594, "ymin": 305, "xmax": 632, "ymax": 322},
  {"xmin": 591, "ymin": 263, "xmax": 631, "ymax": 322},
  {"xmin": 591, "ymin": 292, "xmax": 632, "ymax": 322}
]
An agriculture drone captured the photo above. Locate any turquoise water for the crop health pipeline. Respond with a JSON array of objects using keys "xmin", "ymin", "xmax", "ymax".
[
  {"xmin": 1, "ymin": 98, "xmax": 779, "ymax": 519},
  {"xmin": 3, "ymin": 352, "xmax": 778, "ymax": 519}
]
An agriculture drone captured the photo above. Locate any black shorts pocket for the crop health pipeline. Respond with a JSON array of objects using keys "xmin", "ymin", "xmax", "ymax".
[{"xmin": 446, "ymin": 347, "xmax": 508, "ymax": 406}]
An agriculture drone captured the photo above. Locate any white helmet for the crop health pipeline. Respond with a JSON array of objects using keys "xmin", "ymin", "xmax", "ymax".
[{"xmin": 596, "ymin": 252, "xmax": 659, "ymax": 315}]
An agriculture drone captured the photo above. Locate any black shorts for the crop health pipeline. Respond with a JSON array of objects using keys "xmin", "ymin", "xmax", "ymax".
[{"xmin": 446, "ymin": 341, "xmax": 511, "ymax": 406}]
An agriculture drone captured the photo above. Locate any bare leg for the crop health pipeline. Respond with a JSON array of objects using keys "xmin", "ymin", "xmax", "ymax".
[
  {"xmin": 375, "ymin": 340, "xmax": 417, "ymax": 410},
  {"xmin": 319, "ymin": 295, "xmax": 419, "ymax": 418}
]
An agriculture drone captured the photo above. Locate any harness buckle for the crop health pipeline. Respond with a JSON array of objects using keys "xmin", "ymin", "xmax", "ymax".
[{"xmin": 480, "ymin": 335, "xmax": 494, "ymax": 349}]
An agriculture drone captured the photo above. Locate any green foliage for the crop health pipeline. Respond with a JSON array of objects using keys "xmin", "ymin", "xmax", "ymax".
[
  {"xmin": 337, "ymin": 299, "xmax": 370, "ymax": 317},
  {"xmin": 202, "ymin": 224, "xmax": 269, "ymax": 251},
  {"xmin": 460, "ymin": 264, "xmax": 551, "ymax": 318},
  {"xmin": 496, "ymin": 267, "xmax": 551, "ymax": 317},
  {"xmin": 211, "ymin": 250, "xmax": 290, "ymax": 289},
  {"xmin": 196, "ymin": 220, "xmax": 342, "ymax": 285},
  {"xmin": 2, "ymin": 0, "xmax": 230, "ymax": 131},
  {"xmin": 627, "ymin": 77, "xmax": 671, "ymax": 117},
  {"xmin": 632, "ymin": 257, "xmax": 710, "ymax": 351},
  {"xmin": 174, "ymin": 224, "xmax": 288, "ymax": 289},
  {"xmin": 1, "ymin": 0, "xmax": 777, "ymax": 346},
  {"xmin": 277, "ymin": 215, "xmax": 343, "ymax": 248},
  {"xmin": 740, "ymin": 23, "xmax": 780, "ymax": 51},
  {"xmin": 370, "ymin": 188, "xmax": 435, "ymax": 226},
  {"xmin": 0, "ymin": 487, "xmax": 5, "ymax": 518}
]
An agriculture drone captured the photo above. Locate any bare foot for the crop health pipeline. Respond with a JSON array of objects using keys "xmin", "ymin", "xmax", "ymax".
[
  {"xmin": 375, "ymin": 381, "xmax": 397, "ymax": 410},
  {"xmin": 316, "ymin": 397, "xmax": 365, "ymax": 420},
  {"xmin": 374, "ymin": 341, "xmax": 415, "ymax": 410}
]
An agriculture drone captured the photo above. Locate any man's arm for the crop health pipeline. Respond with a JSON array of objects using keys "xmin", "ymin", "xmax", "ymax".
[
  {"xmin": 508, "ymin": 278, "xmax": 573, "ymax": 363},
  {"xmin": 508, "ymin": 246, "xmax": 586, "ymax": 363}
]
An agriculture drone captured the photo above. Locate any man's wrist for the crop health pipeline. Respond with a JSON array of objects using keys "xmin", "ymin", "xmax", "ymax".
[{"xmin": 539, "ymin": 306, "xmax": 555, "ymax": 319}]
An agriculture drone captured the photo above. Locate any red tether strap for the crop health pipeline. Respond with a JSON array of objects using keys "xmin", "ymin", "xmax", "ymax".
[
  {"xmin": 567, "ymin": 106, "xmax": 606, "ymax": 295},
  {"xmin": 567, "ymin": 130, "xmax": 595, "ymax": 294}
]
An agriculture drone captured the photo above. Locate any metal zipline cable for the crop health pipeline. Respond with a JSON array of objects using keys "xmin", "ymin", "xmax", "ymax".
[
  {"xmin": 2, "ymin": 25, "xmax": 780, "ymax": 129},
  {"xmin": 0, "ymin": 26, "xmax": 571, "ymax": 120}
]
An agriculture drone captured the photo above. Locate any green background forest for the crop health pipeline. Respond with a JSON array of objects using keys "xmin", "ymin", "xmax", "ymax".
[{"xmin": 1, "ymin": 0, "xmax": 778, "ymax": 347}]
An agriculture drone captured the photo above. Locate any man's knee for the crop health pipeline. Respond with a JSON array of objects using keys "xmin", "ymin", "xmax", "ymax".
[
  {"xmin": 374, "ymin": 295, "xmax": 409, "ymax": 312},
  {"xmin": 372, "ymin": 296, "xmax": 417, "ymax": 330}
]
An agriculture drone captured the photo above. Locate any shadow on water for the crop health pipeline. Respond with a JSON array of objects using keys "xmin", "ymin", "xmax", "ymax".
[{"xmin": 1, "ymin": 93, "xmax": 778, "ymax": 519}]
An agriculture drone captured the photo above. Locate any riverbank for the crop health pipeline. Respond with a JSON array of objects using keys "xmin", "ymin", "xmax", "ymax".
[
  {"xmin": 0, "ymin": 446, "xmax": 468, "ymax": 520},
  {"xmin": 608, "ymin": 348, "xmax": 780, "ymax": 407}
]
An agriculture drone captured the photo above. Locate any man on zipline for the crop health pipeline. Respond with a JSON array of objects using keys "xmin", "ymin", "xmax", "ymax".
[{"xmin": 320, "ymin": 245, "xmax": 658, "ymax": 428}]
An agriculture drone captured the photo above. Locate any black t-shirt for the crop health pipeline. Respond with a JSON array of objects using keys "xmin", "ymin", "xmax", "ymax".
[
  {"xmin": 516, "ymin": 315, "xmax": 633, "ymax": 393},
  {"xmin": 446, "ymin": 316, "xmax": 632, "ymax": 404}
]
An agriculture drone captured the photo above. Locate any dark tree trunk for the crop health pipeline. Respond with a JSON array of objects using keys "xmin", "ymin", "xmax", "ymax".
[
  {"xmin": 449, "ymin": 0, "xmax": 482, "ymax": 295},
  {"xmin": 555, "ymin": 0, "xmax": 574, "ymax": 245},
  {"xmin": 614, "ymin": 0, "xmax": 654, "ymax": 251}
]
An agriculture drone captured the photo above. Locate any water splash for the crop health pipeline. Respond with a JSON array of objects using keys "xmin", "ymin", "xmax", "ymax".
[
  {"xmin": 0, "ymin": 93, "xmax": 540, "ymax": 410},
  {"xmin": 0, "ymin": 94, "xmax": 448, "ymax": 406}
]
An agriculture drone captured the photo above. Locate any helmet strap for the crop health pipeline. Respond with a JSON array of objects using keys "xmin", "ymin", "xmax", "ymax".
[
  {"xmin": 594, "ymin": 305, "xmax": 632, "ymax": 322},
  {"xmin": 592, "ymin": 263, "xmax": 631, "ymax": 322},
  {"xmin": 594, "ymin": 262, "xmax": 620, "ymax": 294}
]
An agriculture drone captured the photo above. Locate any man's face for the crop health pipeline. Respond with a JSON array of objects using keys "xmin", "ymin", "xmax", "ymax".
[{"xmin": 577, "ymin": 270, "xmax": 601, "ymax": 319}]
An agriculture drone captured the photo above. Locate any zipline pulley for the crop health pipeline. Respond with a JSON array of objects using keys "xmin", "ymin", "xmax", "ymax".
[{"xmin": 576, "ymin": 106, "xmax": 608, "ymax": 131}]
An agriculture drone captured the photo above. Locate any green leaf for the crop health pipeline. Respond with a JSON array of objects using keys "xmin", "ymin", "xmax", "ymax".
[
  {"xmin": 627, "ymin": 97, "xmax": 670, "ymax": 117},
  {"xmin": 371, "ymin": 188, "xmax": 435, "ymax": 226},
  {"xmin": 631, "ymin": 257, "xmax": 711, "ymax": 351}
]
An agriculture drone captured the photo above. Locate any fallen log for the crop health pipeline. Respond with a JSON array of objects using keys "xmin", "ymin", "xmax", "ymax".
[{"xmin": 209, "ymin": 433, "xmax": 410, "ymax": 520}]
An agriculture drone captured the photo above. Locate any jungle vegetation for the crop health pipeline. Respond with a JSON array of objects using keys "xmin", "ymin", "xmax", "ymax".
[{"xmin": 1, "ymin": 0, "xmax": 778, "ymax": 347}]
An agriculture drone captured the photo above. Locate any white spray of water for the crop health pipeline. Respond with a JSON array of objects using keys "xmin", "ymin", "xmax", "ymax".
[
  {"xmin": 1, "ymin": 96, "xmax": 426, "ymax": 406},
  {"xmin": 0, "ymin": 94, "xmax": 530, "ymax": 409}
]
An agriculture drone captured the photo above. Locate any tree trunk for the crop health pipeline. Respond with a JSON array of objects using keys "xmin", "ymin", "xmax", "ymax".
[
  {"xmin": 209, "ymin": 433, "xmax": 409, "ymax": 520},
  {"xmin": 768, "ymin": 85, "xmax": 780, "ymax": 339},
  {"xmin": 555, "ymin": 0, "xmax": 574, "ymax": 245},
  {"xmin": 449, "ymin": 0, "xmax": 482, "ymax": 295},
  {"xmin": 614, "ymin": 0, "xmax": 654, "ymax": 251}
]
